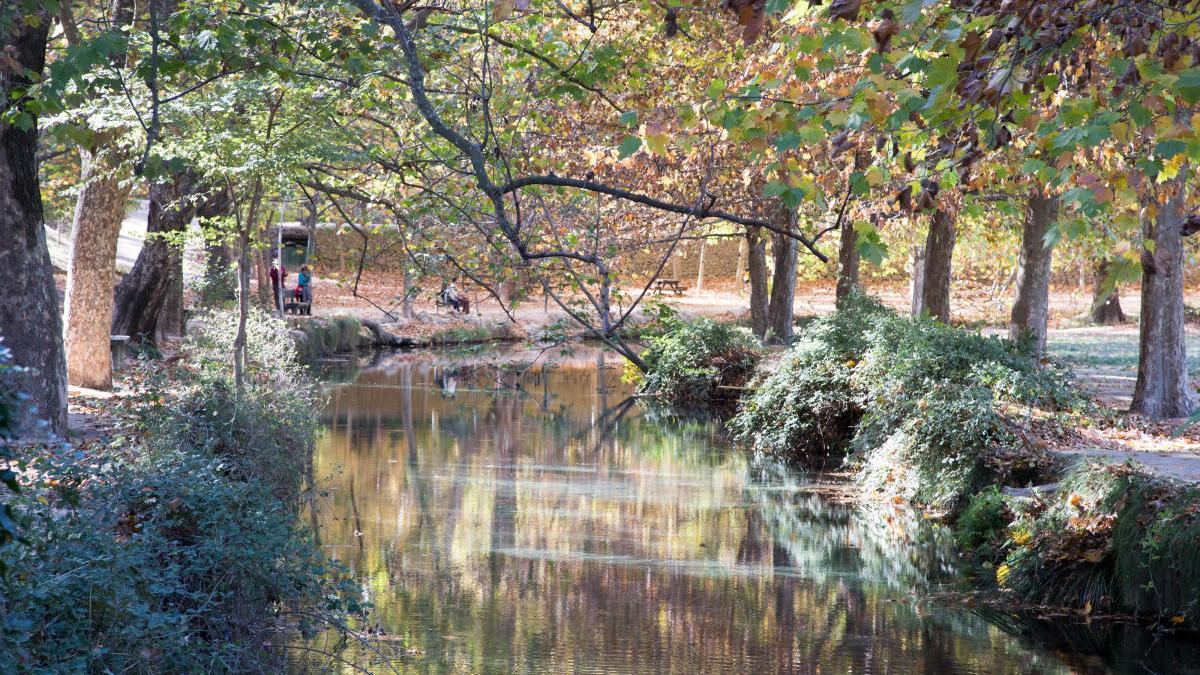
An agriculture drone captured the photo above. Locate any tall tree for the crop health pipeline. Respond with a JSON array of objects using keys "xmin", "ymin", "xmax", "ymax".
[
  {"xmin": 111, "ymin": 169, "xmax": 199, "ymax": 342},
  {"xmin": 746, "ymin": 226, "xmax": 769, "ymax": 338},
  {"xmin": 1090, "ymin": 259, "xmax": 1126, "ymax": 325},
  {"xmin": 835, "ymin": 219, "xmax": 859, "ymax": 306},
  {"xmin": 0, "ymin": 9, "xmax": 67, "ymax": 435},
  {"xmin": 919, "ymin": 208, "xmax": 956, "ymax": 324},
  {"xmin": 61, "ymin": 0, "xmax": 135, "ymax": 390},
  {"xmin": 1009, "ymin": 192, "xmax": 1059, "ymax": 356},
  {"xmin": 767, "ymin": 203, "xmax": 797, "ymax": 342},
  {"xmin": 1131, "ymin": 181, "xmax": 1193, "ymax": 419}
]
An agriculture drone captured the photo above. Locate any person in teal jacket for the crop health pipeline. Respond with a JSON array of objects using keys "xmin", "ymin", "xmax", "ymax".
[{"xmin": 297, "ymin": 266, "xmax": 312, "ymax": 303}]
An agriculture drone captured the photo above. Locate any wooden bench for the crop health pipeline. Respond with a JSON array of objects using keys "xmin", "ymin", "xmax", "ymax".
[
  {"xmin": 284, "ymin": 300, "xmax": 312, "ymax": 315},
  {"xmin": 110, "ymin": 335, "xmax": 130, "ymax": 369},
  {"xmin": 651, "ymin": 278, "xmax": 687, "ymax": 296}
]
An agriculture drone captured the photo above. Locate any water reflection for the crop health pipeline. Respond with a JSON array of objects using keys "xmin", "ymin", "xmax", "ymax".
[{"xmin": 305, "ymin": 347, "xmax": 1108, "ymax": 673}]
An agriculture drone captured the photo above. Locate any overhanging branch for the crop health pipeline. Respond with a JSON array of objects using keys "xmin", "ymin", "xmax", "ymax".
[{"xmin": 500, "ymin": 175, "xmax": 827, "ymax": 262}]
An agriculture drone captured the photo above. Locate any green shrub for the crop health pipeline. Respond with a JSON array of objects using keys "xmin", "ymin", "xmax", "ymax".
[
  {"xmin": 193, "ymin": 265, "xmax": 237, "ymax": 309},
  {"xmin": 856, "ymin": 384, "xmax": 1015, "ymax": 511},
  {"xmin": 730, "ymin": 294, "xmax": 890, "ymax": 456},
  {"xmin": 0, "ymin": 310, "xmax": 360, "ymax": 671},
  {"xmin": 637, "ymin": 319, "xmax": 762, "ymax": 407},
  {"xmin": 851, "ymin": 314, "xmax": 1076, "ymax": 450},
  {"xmin": 954, "ymin": 486, "xmax": 1011, "ymax": 559},
  {"xmin": 731, "ymin": 293, "xmax": 1073, "ymax": 510},
  {"xmin": 1000, "ymin": 462, "xmax": 1200, "ymax": 627}
]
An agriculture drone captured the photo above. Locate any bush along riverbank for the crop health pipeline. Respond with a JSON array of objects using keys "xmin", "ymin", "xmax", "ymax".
[
  {"xmin": 634, "ymin": 318, "xmax": 762, "ymax": 409},
  {"xmin": 645, "ymin": 295, "xmax": 1199, "ymax": 629},
  {"xmin": 0, "ymin": 310, "xmax": 363, "ymax": 672}
]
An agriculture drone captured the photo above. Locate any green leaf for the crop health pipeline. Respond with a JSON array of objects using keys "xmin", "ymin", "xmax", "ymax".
[
  {"xmin": 781, "ymin": 187, "xmax": 806, "ymax": 209},
  {"xmin": 617, "ymin": 136, "xmax": 642, "ymax": 159},
  {"xmin": 855, "ymin": 223, "xmax": 888, "ymax": 266},
  {"xmin": 619, "ymin": 111, "xmax": 638, "ymax": 127},
  {"xmin": 1156, "ymin": 139, "xmax": 1187, "ymax": 159},
  {"xmin": 774, "ymin": 131, "xmax": 802, "ymax": 152},
  {"xmin": 1175, "ymin": 68, "xmax": 1200, "ymax": 104}
]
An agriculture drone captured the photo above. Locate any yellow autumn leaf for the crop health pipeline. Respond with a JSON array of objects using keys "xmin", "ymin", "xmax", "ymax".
[
  {"xmin": 996, "ymin": 564, "xmax": 1011, "ymax": 586},
  {"xmin": 1158, "ymin": 154, "xmax": 1185, "ymax": 183}
]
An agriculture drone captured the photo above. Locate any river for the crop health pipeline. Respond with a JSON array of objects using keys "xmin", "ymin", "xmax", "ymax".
[{"xmin": 304, "ymin": 346, "xmax": 1198, "ymax": 674}]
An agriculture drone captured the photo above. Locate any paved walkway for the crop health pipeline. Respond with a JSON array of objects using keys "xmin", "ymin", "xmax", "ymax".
[{"xmin": 1052, "ymin": 447, "xmax": 1200, "ymax": 484}]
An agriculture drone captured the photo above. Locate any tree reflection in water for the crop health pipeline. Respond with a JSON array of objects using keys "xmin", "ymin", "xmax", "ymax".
[{"xmin": 300, "ymin": 347, "xmax": 1189, "ymax": 674}]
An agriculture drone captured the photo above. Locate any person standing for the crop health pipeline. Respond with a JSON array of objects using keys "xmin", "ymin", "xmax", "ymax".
[
  {"xmin": 297, "ymin": 265, "xmax": 312, "ymax": 303},
  {"xmin": 269, "ymin": 262, "xmax": 287, "ymax": 310}
]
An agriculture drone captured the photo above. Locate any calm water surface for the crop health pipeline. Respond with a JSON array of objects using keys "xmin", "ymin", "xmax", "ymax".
[{"xmin": 306, "ymin": 347, "xmax": 1196, "ymax": 674}]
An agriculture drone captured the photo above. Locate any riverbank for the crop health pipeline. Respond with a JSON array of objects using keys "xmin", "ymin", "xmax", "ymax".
[
  {"xmin": 0, "ymin": 310, "xmax": 360, "ymax": 671},
  {"xmin": 641, "ymin": 296, "xmax": 1200, "ymax": 630}
]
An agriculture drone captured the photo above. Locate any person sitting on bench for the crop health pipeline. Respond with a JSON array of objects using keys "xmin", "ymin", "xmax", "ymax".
[{"xmin": 439, "ymin": 278, "xmax": 469, "ymax": 314}]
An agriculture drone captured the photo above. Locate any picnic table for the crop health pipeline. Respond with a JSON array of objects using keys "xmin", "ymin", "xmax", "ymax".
[{"xmin": 651, "ymin": 278, "xmax": 687, "ymax": 296}]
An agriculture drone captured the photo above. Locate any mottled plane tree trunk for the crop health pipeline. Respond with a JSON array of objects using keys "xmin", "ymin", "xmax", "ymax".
[
  {"xmin": 745, "ymin": 225, "xmax": 769, "ymax": 339},
  {"xmin": 61, "ymin": 0, "xmax": 135, "ymax": 390},
  {"xmin": 63, "ymin": 141, "xmax": 132, "ymax": 389},
  {"xmin": 919, "ymin": 208, "xmax": 956, "ymax": 323},
  {"xmin": 835, "ymin": 219, "xmax": 859, "ymax": 307},
  {"xmin": 1090, "ymin": 259, "xmax": 1126, "ymax": 325},
  {"xmin": 766, "ymin": 203, "xmax": 798, "ymax": 343},
  {"xmin": 1009, "ymin": 192, "xmax": 1058, "ymax": 357},
  {"xmin": 1131, "ymin": 184, "xmax": 1193, "ymax": 419}
]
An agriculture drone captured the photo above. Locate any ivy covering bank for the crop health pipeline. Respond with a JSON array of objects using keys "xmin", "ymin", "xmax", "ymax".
[
  {"xmin": 0, "ymin": 310, "xmax": 361, "ymax": 672},
  {"xmin": 643, "ymin": 296, "xmax": 1199, "ymax": 627}
]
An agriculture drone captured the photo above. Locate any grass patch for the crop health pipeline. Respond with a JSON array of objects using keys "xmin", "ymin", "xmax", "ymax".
[{"xmin": 999, "ymin": 462, "xmax": 1200, "ymax": 627}]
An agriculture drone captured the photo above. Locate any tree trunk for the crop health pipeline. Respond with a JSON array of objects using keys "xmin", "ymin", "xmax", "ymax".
[
  {"xmin": 694, "ymin": 238, "xmax": 706, "ymax": 294},
  {"xmin": 199, "ymin": 186, "xmax": 236, "ymax": 303},
  {"xmin": 835, "ymin": 219, "xmax": 860, "ymax": 306},
  {"xmin": 1009, "ymin": 192, "xmax": 1058, "ymax": 356},
  {"xmin": 1131, "ymin": 188, "xmax": 1193, "ymax": 419},
  {"xmin": 0, "ymin": 16, "xmax": 67, "ymax": 435},
  {"xmin": 767, "ymin": 204, "xmax": 798, "ymax": 343},
  {"xmin": 1090, "ymin": 259, "xmax": 1126, "ymax": 325},
  {"xmin": 234, "ymin": 216, "xmax": 251, "ymax": 397},
  {"xmin": 401, "ymin": 268, "xmax": 415, "ymax": 318},
  {"xmin": 909, "ymin": 245, "xmax": 926, "ymax": 316},
  {"xmin": 112, "ymin": 171, "xmax": 197, "ymax": 343},
  {"xmin": 63, "ymin": 140, "xmax": 132, "ymax": 390},
  {"xmin": 158, "ymin": 256, "xmax": 184, "ymax": 339},
  {"xmin": 734, "ymin": 237, "xmax": 747, "ymax": 296},
  {"xmin": 746, "ymin": 226, "xmax": 769, "ymax": 339},
  {"xmin": 919, "ymin": 208, "xmax": 956, "ymax": 323}
]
